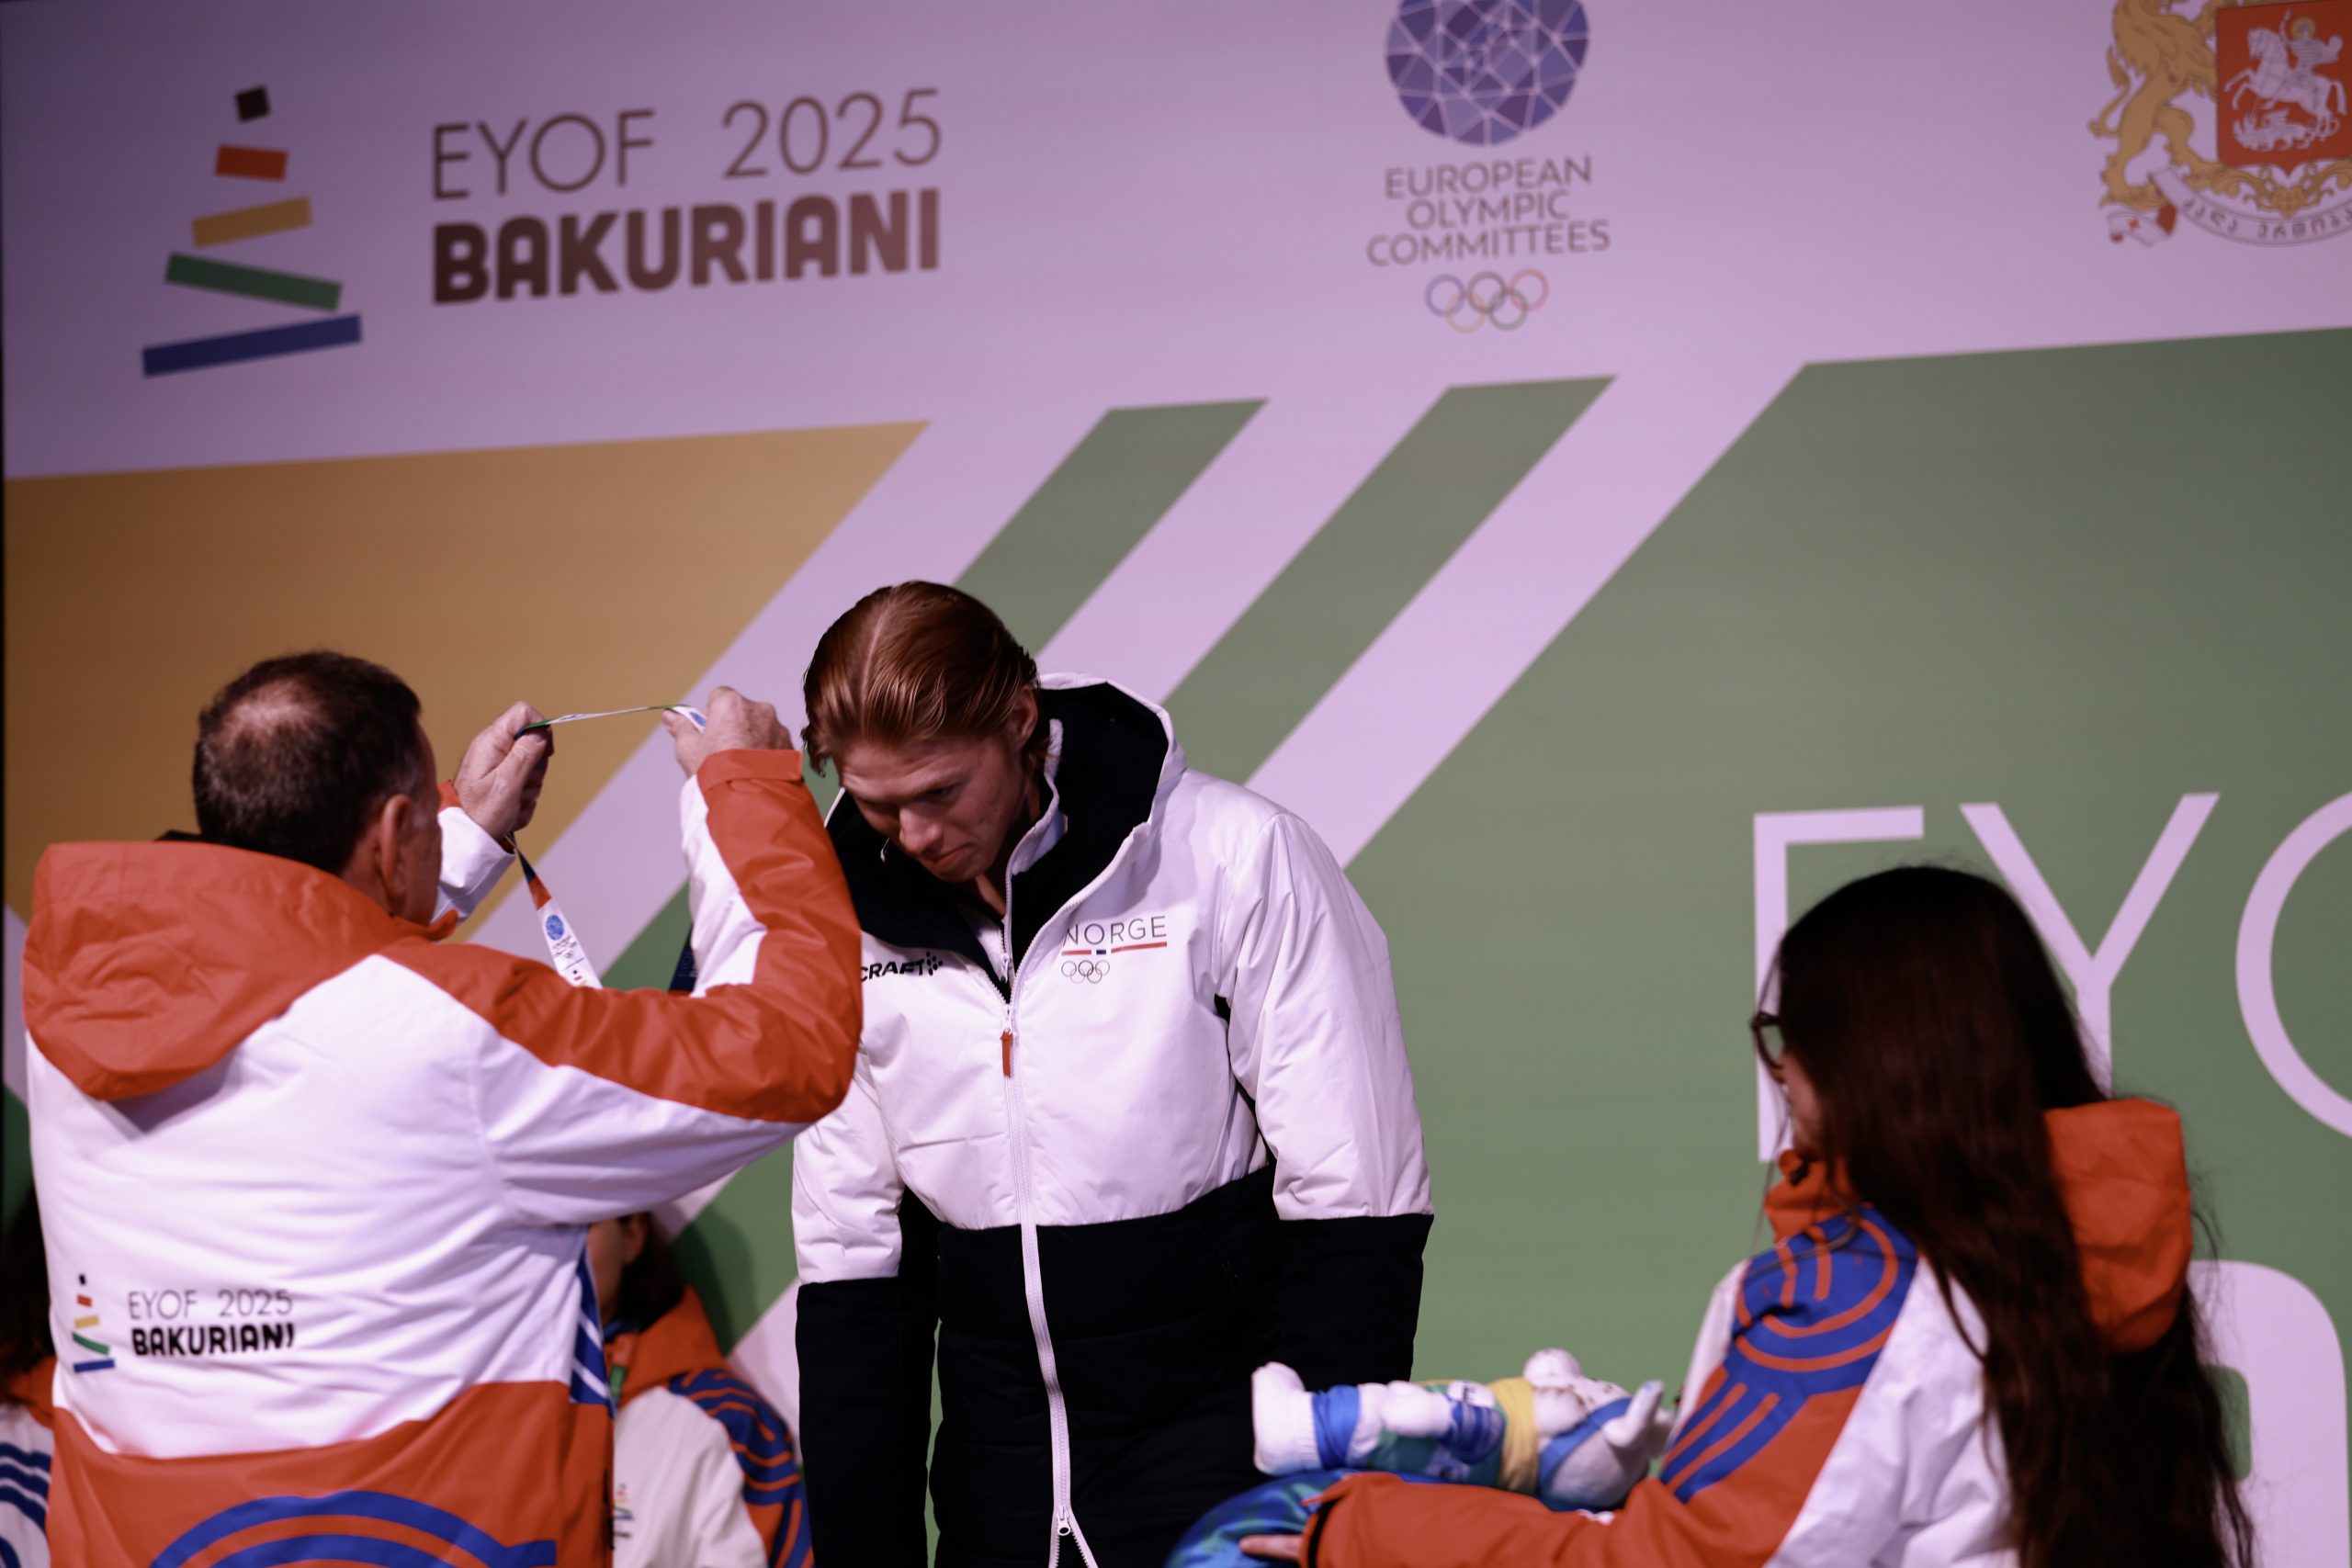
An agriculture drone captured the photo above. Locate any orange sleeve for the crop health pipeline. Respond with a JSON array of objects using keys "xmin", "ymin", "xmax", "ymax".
[
  {"xmin": 1314, "ymin": 1210, "xmax": 1923, "ymax": 1568},
  {"xmin": 1310, "ymin": 1390, "xmax": 1856, "ymax": 1568},
  {"xmin": 392, "ymin": 749, "xmax": 861, "ymax": 1125}
]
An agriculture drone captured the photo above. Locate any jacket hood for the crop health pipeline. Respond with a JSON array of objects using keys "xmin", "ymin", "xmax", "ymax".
[
  {"xmin": 606, "ymin": 1286, "xmax": 729, "ymax": 1408},
  {"xmin": 2042, "ymin": 1099, "xmax": 2193, "ymax": 1351},
  {"xmin": 1769, "ymin": 1098, "xmax": 2193, "ymax": 1351},
  {"xmin": 3, "ymin": 1357, "xmax": 54, "ymax": 1428},
  {"xmin": 23, "ymin": 839, "xmax": 435, "ymax": 1100},
  {"xmin": 827, "ymin": 675, "xmax": 1182, "ymax": 971}
]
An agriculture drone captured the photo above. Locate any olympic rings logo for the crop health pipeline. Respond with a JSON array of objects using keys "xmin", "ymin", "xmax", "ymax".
[
  {"xmin": 1424, "ymin": 269, "xmax": 1548, "ymax": 333},
  {"xmin": 1061, "ymin": 958, "xmax": 1109, "ymax": 984}
]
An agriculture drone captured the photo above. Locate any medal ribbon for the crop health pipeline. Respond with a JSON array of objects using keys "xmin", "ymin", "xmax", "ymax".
[{"xmin": 508, "ymin": 704, "xmax": 706, "ymax": 987}]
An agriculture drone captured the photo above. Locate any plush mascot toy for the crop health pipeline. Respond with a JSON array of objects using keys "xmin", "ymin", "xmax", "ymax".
[
  {"xmin": 1252, "ymin": 1348, "xmax": 1669, "ymax": 1509},
  {"xmin": 1166, "ymin": 1352, "xmax": 1672, "ymax": 1566}
]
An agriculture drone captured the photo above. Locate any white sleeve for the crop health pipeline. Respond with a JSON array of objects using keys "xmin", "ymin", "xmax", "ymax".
[
  {"xmin": 0, "ymin": 1404, "xmax": 51, "ymax": 1568},
  {"xmin": 1771, "ymin": 1279, "xmax": 2007, "ymax": 1566},
  {"xmin": 468, "ymin": 1020, "xmax": 798, "ymax": 1226},
  {"xmin": 401, "ymin": 751, "xmax": 862, "ymax": 1225},
  {"xmin": 680, "ymin": 1415, "xmax": 770, "ymax": 1568},
  {"xmin": 435, "ymin": 805, "xmax": 513, "ymax": 921},
  {"xmin": 791, "ymin": 1060, "xmax": 906, "ymax": 1282},
  {"xmin": 1217, "ymin": 812, "xmax": 1432, "ymax": 1221},
  {"xmin": 680, "ymin": 775, "xmax": 763, "ymax": 993},
  {"xmin": 1876, "ymin": 1292, "xmax": 2010, "ymax": 1567}
]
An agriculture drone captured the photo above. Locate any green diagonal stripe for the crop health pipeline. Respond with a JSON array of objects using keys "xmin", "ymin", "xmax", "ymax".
[
  {"xmin": 671, "ymin": 1141, "xmax": 797, "ymax": 1348},
  {"xmin": 1165, "ymin": 377, "xmax": 1609, "ymax": 783},
  {"xmin": 956, "ymin": 400, "xmax": 1262, "ymax": 650},
  {"xmin": 1, "ymin": 1086, "xmax": 27, "ymax": 1230},
  {"xmin": 164, "ymin": 253, "xmax": 343, "ymax": 311},
  {"xmin": 600, "ymin": 883, "xmax": 693, "ymax": 991},
  {"xmin": 670, "ymin": 398, "xmax": 1261, "ymax": 1348}
]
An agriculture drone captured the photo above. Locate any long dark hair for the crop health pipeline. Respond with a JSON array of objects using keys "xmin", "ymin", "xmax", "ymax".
[
  {"xmin": 1770, "ymin": 866, "xmax": 2251, "ymax": 1567},
  {"xmin": 0, "ymin": 1191, "xmax": 53, "ymax": 1397},
  {"xmin": 609, "ymin": 1213, "xmax": 688, "ymax": 1337}
]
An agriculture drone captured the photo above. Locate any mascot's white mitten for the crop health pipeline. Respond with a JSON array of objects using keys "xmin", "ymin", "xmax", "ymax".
[
  {"xmin": 1532, "ymin": 1357, "xmax": 1674, "ymax": 1512},
  {"xmin": 1251, "ymin": 1362, "xmax": 1322, "ymax": 1474}
]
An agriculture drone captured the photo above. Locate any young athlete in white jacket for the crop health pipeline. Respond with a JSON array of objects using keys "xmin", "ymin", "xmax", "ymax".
[{"xmin": 785, "ymin": 584, "xmax": 1434, "ymax": 1568}]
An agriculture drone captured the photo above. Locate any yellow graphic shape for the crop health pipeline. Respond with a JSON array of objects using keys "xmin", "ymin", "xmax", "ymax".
[
  {"xmin": 191, "ymin": 197, "xmax": 314, "ymax": 248},
  {"xmin": 5, "ymin": 423, "xmax": 922, "ymax": 922}
]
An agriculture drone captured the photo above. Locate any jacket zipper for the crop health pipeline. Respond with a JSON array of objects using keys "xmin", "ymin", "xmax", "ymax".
[
  {"xmin": 998, "ymin": 901, "xmax": 1100, "ymax": 1568},
  {"xmin": 970, "ymin": 743, "xmax": 1159, "ymax": 1566}
]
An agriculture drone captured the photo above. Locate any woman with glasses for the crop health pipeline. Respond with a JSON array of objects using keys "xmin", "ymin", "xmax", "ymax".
[{"xmin": 1244, "ymin": 866, "xmax": 2252, "ymax": 1567}]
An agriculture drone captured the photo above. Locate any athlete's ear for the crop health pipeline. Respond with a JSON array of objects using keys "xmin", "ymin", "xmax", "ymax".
[{"xmin": 1007, "ymin": 685, "xmax": 1039, "ymax": 743}]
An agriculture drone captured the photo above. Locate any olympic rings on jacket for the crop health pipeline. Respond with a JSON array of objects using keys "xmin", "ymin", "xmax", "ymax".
[
  {"xmin": 1062, "ymin": 958, "xmax": 1108, "ymax": 983},
  {"xmin": 1424, "ymin": 269, "xmax": 1549, "ymax": 333}
]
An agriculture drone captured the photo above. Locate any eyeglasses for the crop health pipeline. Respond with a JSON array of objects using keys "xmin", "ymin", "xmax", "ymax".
[{"xmin": 1749, "ymin": 1010, "xmax": 1784, "ymax": 1067}]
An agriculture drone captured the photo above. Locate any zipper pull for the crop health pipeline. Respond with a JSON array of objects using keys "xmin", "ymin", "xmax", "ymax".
[{"xmin": 1001, "ymin": 1027, "xmax": 1015, "ymax": 1077}]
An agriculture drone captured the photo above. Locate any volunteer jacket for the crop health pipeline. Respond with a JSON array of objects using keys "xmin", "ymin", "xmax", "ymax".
[
  {"xmin": 23, "ymin": 750, "xmax": 860, "ymax": 1566},
  {"xmin": 1303, "ymin": 1100, "xmax": 2196, "ymax": 1568},
  {"xmin": 793, "ymin": 677, "xmax": 1434, "ymax": 1568},
  {"xmin": 0, "ymin": 1360, "xmax": 52, "ymax": 1568},
  {"xmin": 608, "ymin": 1286, "xmax": 808, "ymax": 1568}
]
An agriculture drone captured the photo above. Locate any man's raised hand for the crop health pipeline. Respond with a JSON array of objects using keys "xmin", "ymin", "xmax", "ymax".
[
  {"xmin": 457, "ymin": 701, "xmax": 553, "ymax": 841},
  {"xmin": 668, "ymin": 686, "xmax": 790, "ymax": 777}
]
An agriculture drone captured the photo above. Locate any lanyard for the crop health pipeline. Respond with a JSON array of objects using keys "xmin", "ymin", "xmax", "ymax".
[
  {"xmin": 520, "ymin": 704, "xmax": 705, "ymax": 734},
  {"xmin": 508, "ymin": 705, "xmax": 706, "ymax": 987}
]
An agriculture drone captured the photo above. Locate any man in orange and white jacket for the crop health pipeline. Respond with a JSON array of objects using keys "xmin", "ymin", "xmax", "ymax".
[{"xmin": 23, "ymin": 652, "xmax": 861, "ymax": 1565}]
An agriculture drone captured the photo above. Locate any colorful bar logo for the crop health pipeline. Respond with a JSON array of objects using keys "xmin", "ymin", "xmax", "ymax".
[
  {"xmin": 70, "ymin": 1276, "xmax": 115, "ymax": 1373},
  {"xmin": 143, "ymin": 85, "xmax": 363, "ymax": 377}
]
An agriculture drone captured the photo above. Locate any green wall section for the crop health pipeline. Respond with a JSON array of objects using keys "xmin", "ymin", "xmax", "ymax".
[
  {"xmin": 603, "ymin": 883, "xmax": 694, "ymax": 991},
  {"xmin": 10, "ymin": 335, "xmax": 2340, "ymax": 1523},
  {"xmin": 673, "ymin": 1144, "xmax": 798, "ymax": 1348},
  {"xmin": 602, "ymin": 331, "xmax": 2350, "ymax": 1483},
  {"xmin": 2, "ymin": 1086, "xmax": 26, "ymax": 1229},
  {"xmin": 1344, "ymin": 328, "xmax": 2352, "ymax": 1478},
  {"xmin": 1167, "ymin": 378, "xmax": 1608, "ymax": 782},
  {"xmin": 956, "ymin": 400, "xmax": 1263, "ymax": 651}
]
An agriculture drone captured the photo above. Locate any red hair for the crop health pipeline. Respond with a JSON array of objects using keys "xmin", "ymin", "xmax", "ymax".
[{"xmin": 802, "ymin": 583, "xmax": 1040, "ymax": 769}]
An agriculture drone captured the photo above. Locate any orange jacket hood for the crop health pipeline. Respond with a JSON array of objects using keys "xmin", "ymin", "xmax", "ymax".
[
  {"xmin": 4, "ymin": 1356, "xmax": 55, "ymax": 1428},
  {"xmin": 1769, "ymin": 1098, "xmax": 2193, "ymax": 1351},
  {"xmin": 23, "ymin": 840, "xmax": 440, "ymax": 1101},
  {"xmin": 605, "ymin": 1286, "xmax": 729, "ymax": 1408}
]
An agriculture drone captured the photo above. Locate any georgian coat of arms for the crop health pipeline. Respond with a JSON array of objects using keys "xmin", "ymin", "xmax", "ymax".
[{"xmin": 2094, "ymin": 0, "xmax": 2352, "ymax": 243}]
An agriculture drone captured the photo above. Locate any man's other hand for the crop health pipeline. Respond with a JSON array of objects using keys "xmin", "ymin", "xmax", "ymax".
[
  {"xmin": 457, "ymin": 701, "xmax": 553, "ymax": 841},
  {"xmin": 669, "ymin": 687, "xmax": 789, "ymax": 777}
]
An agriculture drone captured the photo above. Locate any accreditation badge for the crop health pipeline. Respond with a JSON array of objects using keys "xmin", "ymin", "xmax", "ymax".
[{"xmin": 519, "ymin": 850, "xmax": 602, "ymax": 988}]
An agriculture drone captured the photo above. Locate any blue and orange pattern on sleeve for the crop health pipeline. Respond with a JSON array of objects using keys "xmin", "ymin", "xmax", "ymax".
[
  {"xmin": 1660, "ymin": 1206, "xmax": 1918, "ymax": 1502},
  {"xmin": 669, "ymin": 1370, "xmax": 809, "ymax": 1568},
  {"xmin": 1310, "ymin": 1206, "xmax": 1924, "ymax": 1568}
]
